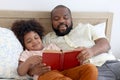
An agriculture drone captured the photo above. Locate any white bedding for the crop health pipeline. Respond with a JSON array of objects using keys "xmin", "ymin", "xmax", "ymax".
[{"xmin": 0, "ymin": 27, "xmax": 29, "ymax": 79}]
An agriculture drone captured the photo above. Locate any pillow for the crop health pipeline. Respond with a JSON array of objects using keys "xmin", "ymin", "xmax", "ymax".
[
  {"xmin": 94, "ymin": 22, "xmax": 106, "ymax": 35},
  {"xmin": 77, "ymin": 22, "xmax": 106, "ymax": 36},
  {"xmin": 0, "ymin": 27, "xmax": 29, "ymax": 79}
]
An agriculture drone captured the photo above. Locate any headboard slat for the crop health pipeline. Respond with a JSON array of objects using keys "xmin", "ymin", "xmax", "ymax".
[{"xmin": 0, "ymin": 10, "xmax": 113, "ymax": 41}]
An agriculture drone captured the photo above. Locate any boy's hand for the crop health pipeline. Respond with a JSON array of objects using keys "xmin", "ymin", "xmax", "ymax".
[
  {"xmin": 26, "ymin": 55, "xmax": 42, "ymax": 65},
  {"xmin": 28, "ymin": 63, "xmax": 51, "ymax": 76}
]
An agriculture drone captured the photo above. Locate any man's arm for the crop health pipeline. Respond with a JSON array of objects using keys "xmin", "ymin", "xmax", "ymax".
[
  {"xmin": 92, "ymin": 38, "xmax": 111, "ymax": 56},
  {"xmin": 76, "ymin": 38, "xmax": 110, "ymax": 63}
]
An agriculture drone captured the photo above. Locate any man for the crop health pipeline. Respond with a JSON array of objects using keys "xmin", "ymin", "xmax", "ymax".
[{"xmin": 43, "ymin": 5, "xmax": 120, "ymax": 80}]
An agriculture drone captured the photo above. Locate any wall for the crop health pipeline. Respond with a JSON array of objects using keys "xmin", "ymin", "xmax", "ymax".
[{"xmin": 0, "ymin": 0, "xmax": 120, "ymax": 58}]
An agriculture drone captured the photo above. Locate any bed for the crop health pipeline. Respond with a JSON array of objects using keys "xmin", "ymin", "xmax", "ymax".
[
  {"xmin": 0, "ymin": 10, "xmax": 113, "ymax": 41},
  {"xmin": 0, "ymin": 10, "xmax": 113, "ymax": 79}
]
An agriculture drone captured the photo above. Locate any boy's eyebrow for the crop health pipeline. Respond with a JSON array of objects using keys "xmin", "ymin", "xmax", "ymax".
[{"xmin": 25, "ymin": 38, "xmax": 31, "ymax": 42}]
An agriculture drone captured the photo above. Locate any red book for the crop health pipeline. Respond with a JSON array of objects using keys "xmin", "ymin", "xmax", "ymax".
[{"xmin": 42, "ymin": 50, "xmax": 81, "ymax": 71}]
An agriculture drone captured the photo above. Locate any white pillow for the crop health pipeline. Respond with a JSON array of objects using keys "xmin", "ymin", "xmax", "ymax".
[
  {"xmin": 94, "ymin": 22, "xmax": 106, "ymax": 36},
  {"xmin": 0, "ymin": 27, "xmax": 29, "ymax": 79}
]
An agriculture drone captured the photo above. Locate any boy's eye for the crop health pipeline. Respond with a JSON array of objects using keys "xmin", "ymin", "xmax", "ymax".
[
  {"xmin": 26, "ymin": 39, "xmax": 31, "ymax": 43},
  {"xmin": 34, "ymin": 35, "xmax": 40, "ymax": 39}
]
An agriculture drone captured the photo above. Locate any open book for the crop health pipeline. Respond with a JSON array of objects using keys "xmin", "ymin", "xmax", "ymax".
[{"xmin": 42, "ymin": 50, "xmax": 81, "ymax": 71}]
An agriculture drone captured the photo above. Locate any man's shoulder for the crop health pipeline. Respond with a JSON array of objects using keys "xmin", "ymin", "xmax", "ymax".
[
  {"xmin": 44, "ymin": 31, "xmax": 56, "ymax": 40},
  {"xmin": 75, "ymin": 23, "xmax": 94, "ymax": 28},
  {"xmin": 45, "ymin": 31, "xmax": 55, "ymax": 37},
  {"xmin": 71, "ymin": 23, "xmax": 94, "ymax": 33},
  {"xmin": 43, "ymin": 32, "xmax": 57, "ymax": 45}
]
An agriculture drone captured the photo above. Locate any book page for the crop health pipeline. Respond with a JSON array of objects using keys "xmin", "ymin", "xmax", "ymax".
[
  {"xmin": 43, "ymin": 49, "xmax": 81, "ymax": 54},
  {"xmin": 62, "ymin": 49, "xmax": 81, "ymax": 53},
  {"xmin": 43, "ymin": 50, "xmax": 62, "ymax": 54}
]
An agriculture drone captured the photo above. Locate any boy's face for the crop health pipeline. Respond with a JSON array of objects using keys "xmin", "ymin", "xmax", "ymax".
[{"xmin": 24, "ymin": 31, "xmax": 43, "ymax": 51}]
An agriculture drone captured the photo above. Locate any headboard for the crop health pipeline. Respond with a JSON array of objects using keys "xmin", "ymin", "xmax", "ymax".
[{"xmin": 0, "ymin": 10, "xmax": 113, "ymax": 41}]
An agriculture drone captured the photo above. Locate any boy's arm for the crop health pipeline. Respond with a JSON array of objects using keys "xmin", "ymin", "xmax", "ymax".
[
  {"xmin": 17, "ymin": 61, "xmax": 31, "ymax": 76},
  {"xmin": 17, "ymin": 55, "xmax": 42, "ymax": 76}
]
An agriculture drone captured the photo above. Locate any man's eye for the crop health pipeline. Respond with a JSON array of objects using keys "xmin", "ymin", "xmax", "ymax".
[
  {"xmin": 53, "ymin": 17, "xmax": 60, "ymax": 21},
  {"xmin": 64, "ymin": 16, "xmax": 69, "ymax": 20}
]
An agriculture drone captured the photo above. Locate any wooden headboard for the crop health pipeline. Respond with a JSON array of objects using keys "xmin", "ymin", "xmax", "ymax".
[{"xmin": 0, "ymin": 11, "xmax": 113, "ymax": 41}]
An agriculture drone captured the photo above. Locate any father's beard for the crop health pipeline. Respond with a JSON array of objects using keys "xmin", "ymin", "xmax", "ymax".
[{"xmin": 52, "ymin": 22, "xmax": 73, "ymax": 36}]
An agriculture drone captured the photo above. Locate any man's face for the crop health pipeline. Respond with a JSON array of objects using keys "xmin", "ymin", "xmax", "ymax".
[{"xmin": 51, "ymin": 7, "xmax": 73, "ymax": 36}]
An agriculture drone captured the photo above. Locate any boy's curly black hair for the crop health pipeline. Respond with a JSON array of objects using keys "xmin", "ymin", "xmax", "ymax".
[{"xmin": 11, "ymin": 19, "xmax": 44, "ymax": 50}]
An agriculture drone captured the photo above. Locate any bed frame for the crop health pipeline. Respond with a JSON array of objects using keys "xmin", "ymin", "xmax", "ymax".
[{"xmin": 0, "ymin": 10, "xmax": 113, "ymax": 41}]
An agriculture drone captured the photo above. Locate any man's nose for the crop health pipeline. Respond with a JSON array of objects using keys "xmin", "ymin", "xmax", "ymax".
[{"xmin": 59, "ymin": 18, "xmax": 65, "ymax": 23}]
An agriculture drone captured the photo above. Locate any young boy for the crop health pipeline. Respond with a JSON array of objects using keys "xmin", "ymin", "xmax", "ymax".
[
  {"xmin": 12, "ymin": 19, "xmax": 98, "ymax": 80},
  {"xmin": 11, "ymin": 19, "xmax": 72, "ymax": 80}
]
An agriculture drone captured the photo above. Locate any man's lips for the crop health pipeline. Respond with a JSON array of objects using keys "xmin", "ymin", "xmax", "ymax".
[{"xmin": 58, "ymin": 24, "xmax": 67, "ymax": 30}]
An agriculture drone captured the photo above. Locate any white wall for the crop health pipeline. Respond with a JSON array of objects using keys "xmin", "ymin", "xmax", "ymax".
[{"xmin": 0, "ymin": 0, "xmax": 120, "ymax": 58}]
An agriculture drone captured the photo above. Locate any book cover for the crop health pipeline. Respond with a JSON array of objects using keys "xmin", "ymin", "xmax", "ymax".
[{"xmin": 42, "ymin": 50, "xmax": 81, "ymax": 71}]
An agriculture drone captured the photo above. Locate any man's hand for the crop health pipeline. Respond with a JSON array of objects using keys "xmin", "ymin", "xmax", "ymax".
[{"xmin": 76, "ymin": 47, "xmax": 94, "ymax": 64}]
